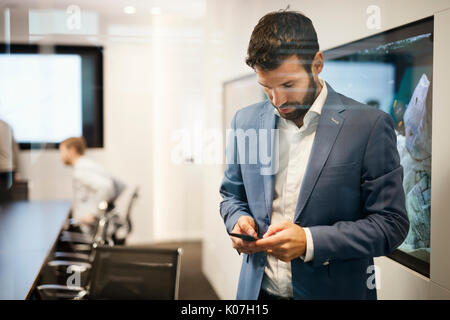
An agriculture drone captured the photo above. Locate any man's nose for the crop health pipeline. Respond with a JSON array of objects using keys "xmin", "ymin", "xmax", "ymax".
[{"xmin": 271, "ymin": 89, "xmax": 287, "ymax": 107}]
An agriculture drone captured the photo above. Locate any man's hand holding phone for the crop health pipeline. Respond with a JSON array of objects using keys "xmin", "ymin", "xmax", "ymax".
[
  {"xmin": 229, "ymin": 217, "xmax": 307, "ymax": 262},
  {"xmin": 229, "ymin": 216, "xmax": 259, "ymax": 254}
]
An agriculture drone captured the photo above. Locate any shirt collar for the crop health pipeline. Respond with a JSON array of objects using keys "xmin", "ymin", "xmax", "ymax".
[{"xmin": 309, "ymin": 77, "xmax": 327, "ymax": 115}]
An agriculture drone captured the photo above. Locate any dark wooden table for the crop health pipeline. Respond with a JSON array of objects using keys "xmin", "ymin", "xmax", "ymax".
[{"xmin": 0, "ymin": 200, "xmax": 71, "ymax": 299}]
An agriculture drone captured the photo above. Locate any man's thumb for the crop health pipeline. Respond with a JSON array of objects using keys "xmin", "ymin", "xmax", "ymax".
[{"xmin": 240, "ymin": 218, "xmax": 256, "ymax": 237}]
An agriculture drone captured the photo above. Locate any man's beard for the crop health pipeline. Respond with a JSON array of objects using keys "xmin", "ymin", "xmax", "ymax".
[{"xmin": 274, "ymin": 76, "xmax": 318, "ymax": 122}]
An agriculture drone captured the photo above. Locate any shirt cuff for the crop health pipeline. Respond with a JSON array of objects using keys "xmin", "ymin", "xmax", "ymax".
[{"xmin": 300, "ymin": 227, "xmax": 314, "ymax": 262}]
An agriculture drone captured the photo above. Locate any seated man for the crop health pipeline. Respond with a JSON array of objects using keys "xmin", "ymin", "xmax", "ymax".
[
  {"xmin": 0, "ymin": 119, "xmax": 20, "ymax": 202},
  {"xmin": 59, "ymin": 136, "xmax": 125, "ymax": 232}
]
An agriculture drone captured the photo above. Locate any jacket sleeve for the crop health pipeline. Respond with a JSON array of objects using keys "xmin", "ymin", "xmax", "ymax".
[
  {"xmin": 219, "ymin": 111, "xmax": 253, "ymax": 233},
  {"xmin": 308, "ymin": 111, "xmax": 410, "ymax": 267}
]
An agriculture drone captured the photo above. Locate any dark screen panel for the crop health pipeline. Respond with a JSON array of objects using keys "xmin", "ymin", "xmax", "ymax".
[{"xmin": 0, "ymin": 44, "xmax": 104, "ymax": 149}]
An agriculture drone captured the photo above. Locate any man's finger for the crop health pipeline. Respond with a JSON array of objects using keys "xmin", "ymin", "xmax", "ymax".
[
  {"xmin": 263, "ymin": 221, "xmax": 289, "ymax": 238},
  {"xmin": 231, "ymin": 236, "xmax": 257, "ymax": 251},
  {"xmin": 231, "ymin": 237, "xmax": 243, "ymax": 248},
  {"xmin": 254, "ymin": 232, "xmax": 287, "ymax": 250},
  {"xmin": 238, "ymin": 220, "xmax": 257, "ymax": 238}
]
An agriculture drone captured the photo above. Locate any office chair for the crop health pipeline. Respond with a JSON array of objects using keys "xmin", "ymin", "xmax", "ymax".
[
  {"xmin": 59, "ymin": 201, "xmax": 116, "ymax": 246},
  {"xmin": 38, "ymin": 201, "xmax": 113, "ymax": 287},
  {"xmin": 55, "ymin": 200, "xmax": 116, "ymax": 255},
  {"xmin": 37, "ymin": 245, "xmax": 183, "ymax": 300},
  {"xmin": 109, "ymin": 186, "xmax": 139, "ymax": 245}
]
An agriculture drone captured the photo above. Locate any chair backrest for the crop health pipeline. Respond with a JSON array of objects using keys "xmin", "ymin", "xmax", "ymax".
[
  {"xmin": 90, "ymin": 201, "xmax": 114, "ymax": 246},
  {"xmin": 124, "ymin": 186, "xmax": 139, "ymax": 234},
  {"xmin": 88, "ymin": 245, "xmax": 182, "ymax": 300}
]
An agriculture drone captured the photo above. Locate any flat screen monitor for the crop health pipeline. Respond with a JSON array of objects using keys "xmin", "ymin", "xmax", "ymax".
[
  {"xmin": 0, "ymin": 44, "xmax": 103, "ymax": 149},
  {"xmin": 322, "ymin": 16, "xmax": 433, "ymax": 277}
]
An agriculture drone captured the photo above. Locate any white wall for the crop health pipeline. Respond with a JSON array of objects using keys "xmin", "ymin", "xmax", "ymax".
[{"xmin": 201, "ymin": 0, "xmax": 450, "ymax": 299}]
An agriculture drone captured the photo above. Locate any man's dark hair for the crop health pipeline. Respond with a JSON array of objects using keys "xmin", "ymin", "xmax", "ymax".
[{"xmin": 246, "ymin": 10, "xmax": 319, "ymax": 72}]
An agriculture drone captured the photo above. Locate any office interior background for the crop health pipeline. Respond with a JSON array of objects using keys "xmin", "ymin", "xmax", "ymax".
[{"xmin": 1, "ymin": 0, "xmax": 450, "ymax": 300}]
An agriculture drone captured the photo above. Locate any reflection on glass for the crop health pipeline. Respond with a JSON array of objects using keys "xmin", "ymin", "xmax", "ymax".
[{"xmin": 322, "ymin": 17, "xmax": 433, "ymax": 273}]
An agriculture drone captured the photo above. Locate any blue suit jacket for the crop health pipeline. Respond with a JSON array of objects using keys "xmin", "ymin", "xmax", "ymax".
[{"xmin": 219, "ymin": 82, "xmax": 409, "ymax": 300}]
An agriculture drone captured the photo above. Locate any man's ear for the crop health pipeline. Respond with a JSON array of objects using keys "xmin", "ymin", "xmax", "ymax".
[{"xmin": 312, "ymin": 51, "xmax": 324, "ymax": 77}]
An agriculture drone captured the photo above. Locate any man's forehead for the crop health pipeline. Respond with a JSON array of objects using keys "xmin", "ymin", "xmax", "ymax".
[
  {"xmin": 258, "ymin": 71, "xmax": 306, "ymax": 78},
  {"xmin": 255, "ymin": 56, "xmax": 308, "ymax": 80},
  {"xmin": 256, "ymin": 68, "xmax": 308, "ymax": 86}
]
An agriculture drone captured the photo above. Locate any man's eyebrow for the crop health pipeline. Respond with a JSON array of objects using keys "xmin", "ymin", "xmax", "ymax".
[
  {"xmin": 257, "ymin": 80, "xmax": 295, "ymax": 87},
  {"xmin": 282, "ymin": 80, "xmax": 295, "ymax": 86}
]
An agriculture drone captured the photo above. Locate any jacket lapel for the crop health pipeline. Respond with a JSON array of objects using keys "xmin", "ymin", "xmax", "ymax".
[
  {"xmin": 293, "ymin": 82, "xmax": 346, "ymax": 222},
  {"xmin": 258, "ymin": 83, "xmax": 346, "ymax": 223},
  {"xmin": 260, "ymin": 101, "xmax": 279, "ymax": 219}
]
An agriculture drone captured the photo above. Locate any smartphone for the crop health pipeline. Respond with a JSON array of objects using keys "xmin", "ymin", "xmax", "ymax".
[{"xmin": 228, "ymin": 232, "xmax": 257, "ymax": 242}]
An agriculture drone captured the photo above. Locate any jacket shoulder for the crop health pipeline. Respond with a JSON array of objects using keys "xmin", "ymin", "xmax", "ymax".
[
  {"xmin": 232, "ymin": 100, "xmax": 269, "ymax": 127},
  {"xmin": 237, "ymin": 100, "xmax": 268, "ymax": 116},
  {"xmin": 338, "ymin": 92, "xmax": 390, "ymax": 125}
]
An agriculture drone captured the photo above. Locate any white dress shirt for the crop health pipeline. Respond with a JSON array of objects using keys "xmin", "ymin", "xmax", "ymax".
[
  {"xmin": 261, "ymin": 78, "xmax": 328, "ymax": 298},
  {"xmin": 0, "ymin": 119, "xmax": 20, "ymax": 173},
  {"xmin": 72, "ymin": 156, "xmax": 115, "ymax": 221}
]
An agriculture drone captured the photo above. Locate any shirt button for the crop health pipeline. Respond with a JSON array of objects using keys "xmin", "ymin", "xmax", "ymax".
[{"xmin": 323, "ymin": 259, "xmax": 330, "ymax": 266}]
